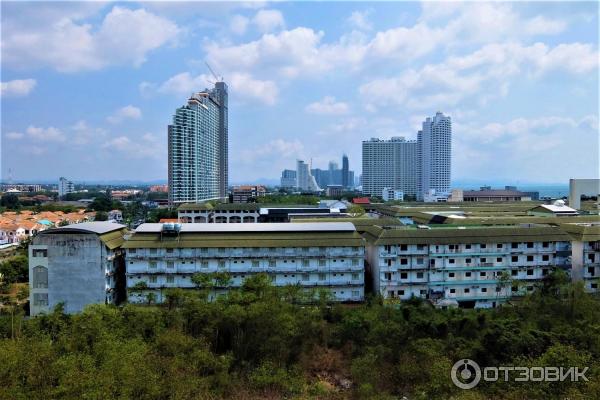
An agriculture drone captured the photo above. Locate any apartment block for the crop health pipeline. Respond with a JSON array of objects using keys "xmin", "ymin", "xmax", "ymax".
[
  {"xmin": 364, "ymin": 225, "xmax": 574, "ymax": 308},
  {"xmin": 28, "ymin": 222, "xmax": 127, "ymax": 315},
  {"xmin": 562, "ymin": 223, "xmax": 600, "ymax": 292},
  {"xmin": 122, "ymin": 222, "xmax": 365, "ymax": 303}
]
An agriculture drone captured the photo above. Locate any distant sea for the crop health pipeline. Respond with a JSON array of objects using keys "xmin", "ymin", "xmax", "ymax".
[
  {"xmin": 453, "ymin": 180, "xmax": 570, "ymax": 199},
  {"xmin": 517, "ymin": 185, "xmax": 569, "ymax": 199}
]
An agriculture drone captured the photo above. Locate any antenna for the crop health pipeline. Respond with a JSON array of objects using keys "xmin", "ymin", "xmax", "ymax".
[{"xmin": 205, "ymin": 61, "xmax": 222, "ymax": 82}]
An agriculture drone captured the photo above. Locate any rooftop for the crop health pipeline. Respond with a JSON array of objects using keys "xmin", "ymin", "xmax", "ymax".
[
  {"xmin": 135, "ymin": 222, "xmax": 356, "ymax": 233},
  {"xmin": 39, "ymin": 221, "xmax": 126, "ymax": 235}
]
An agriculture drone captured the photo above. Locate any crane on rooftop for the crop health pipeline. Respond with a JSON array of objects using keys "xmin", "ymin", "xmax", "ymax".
[{"xmin": 205, "ymin": 61, "xmax": 223, "ymax": 83}]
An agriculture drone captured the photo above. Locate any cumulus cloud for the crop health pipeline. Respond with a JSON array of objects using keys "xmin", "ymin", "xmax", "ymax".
[
  {"xmin": 102, "ymin": 133, "xmax": 162, "ymax": 158},
  {"xmin": 230, "ymin": 14, "xmax": 249, "ymax": 35},
  {"xmin": 26, "ymin": 125, "xmax": 65, "ymax": 142},
  {"xmin": 347, "ymin": 10, "xmax": 372, "ymax": 31},
  {"xmin": 1, "ymin": 79, "xmax": 37, "ymax": 97},
  {"xmin": 107, "ymin": 105, "xmax": 143, "ymax": 124},
  {"xmin": 2, "ymin": 6, "xmax": 180, "ymax": 72},
  {"xmin": 252, "ymin": 9, "xmax": 285, "ymax": 33},
  {"xmin": 240, "ymin": 139, "xmax": 304, "ymax": 163},
  {"xmin": 155, "ymin": 72, "xmax": 278, "ymax": 105},
  {"xmin": 5, "ymin": 132, "xmax": 25, "ymax": 140},
  {"xmin": 305, "ymin": 96, "xmax": 349, "ymax": 115}
]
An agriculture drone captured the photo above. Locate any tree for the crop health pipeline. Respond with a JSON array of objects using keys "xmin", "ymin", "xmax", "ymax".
[
  {"xmin": 94, "ymin": 211, "xmax": 108, "ymax": 221},
  {"xmin": 0, "ymin": 194, "xmax": 20, "ymax": 209},
  {"xmin": 347, "ymin": 204, "xmax": 366, "ymax": 217}
]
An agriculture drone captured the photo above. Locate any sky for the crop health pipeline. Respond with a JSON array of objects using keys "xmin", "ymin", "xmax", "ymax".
[{"xmin": 1, "ymin": 1, "xmax": 598, "ymax": 185}]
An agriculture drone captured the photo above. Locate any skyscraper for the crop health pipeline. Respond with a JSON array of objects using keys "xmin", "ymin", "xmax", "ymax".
[
  {"xmin": 297, "ymin": 160, "xmax": 320, "ymax": 191},
  {"xmin": 362, "ymin": 137, "xmax": 418, "ymax": 198},
  {"xmin": 58, "ymin": 177, "xmax": 74, "ymax": 198},
  {"xmin": 168, "ymin": 82, "xmax": 228, "ymax": 204},
  {"xmin": 280, "ymin": 169, "xmax": 297, "ymax": 188},
  {"xmin": 342, "ymin": 154, "xmax": 349, "ymax": 189},
  {"xmin": 417, "ymin": 112, "xmax": 451, "ymax": 200}
]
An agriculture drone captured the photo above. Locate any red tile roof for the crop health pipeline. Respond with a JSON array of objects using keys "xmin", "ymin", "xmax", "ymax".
[{"xmin": 352, "ymin": 197, "xmax": 370, "ymax": 204}]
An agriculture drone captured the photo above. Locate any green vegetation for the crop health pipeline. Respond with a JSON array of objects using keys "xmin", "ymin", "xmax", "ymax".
[
  {"xmin": 1, "ymin": 272, "xmax": 599, "ymax": 399},
  {"xmin": 256, "ymin": 194, "xmax": 320, "ymax": 205}
]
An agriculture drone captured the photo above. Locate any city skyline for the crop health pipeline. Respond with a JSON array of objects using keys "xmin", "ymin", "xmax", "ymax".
[{"xmin": 1, "ymin": 2, "xmax": 598, "ymax": 184}]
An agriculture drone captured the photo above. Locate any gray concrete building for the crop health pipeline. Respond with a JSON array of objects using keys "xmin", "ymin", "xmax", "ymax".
[{"xmin": 28, "ymin": 222, "xmax": 127, "ymax": 315}]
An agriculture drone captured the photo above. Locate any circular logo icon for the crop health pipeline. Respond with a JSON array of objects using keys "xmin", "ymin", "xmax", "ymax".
[{"xmin": 451, "ymin": 359, "xmax": 481, "ymax": 389}]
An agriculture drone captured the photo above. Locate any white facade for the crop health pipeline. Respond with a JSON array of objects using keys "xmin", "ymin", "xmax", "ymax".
[
  {"xmin": 417, "ymin": 112, "xmax": 451, "ymax": 201},
  {"xmin": 58, "ymin": 177, "xmax": 74, "ymax": 198},
  {"xmin": 366, "ymin": 226, "xmax": 574, "ymax": 308},
  {"xmin": 382, "ymin": 188, "xmax": 404, "ymax": 202},
  {"xmin": 423, "ymin": 189, "xmax": 450, "ymax": 203},
  {"xmin": 362, "ymin": 137, "xmax": 418, "ymax": 198},
  {"xmin": 123, "ymin": 223, "xmax": 365, "ymax": 303},
  {"xmin": 297, "ymin": 160, "xmax": 320, "ymax": 192}
]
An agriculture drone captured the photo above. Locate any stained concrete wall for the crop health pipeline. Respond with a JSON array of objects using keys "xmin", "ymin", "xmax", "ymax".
[
  {"xmin": 569, "ymin": 179, "xmax": 600, "ymax": 210},
  {"xmin": 31, "ymin": 233, "xmax": 107, "ymax": 314}
]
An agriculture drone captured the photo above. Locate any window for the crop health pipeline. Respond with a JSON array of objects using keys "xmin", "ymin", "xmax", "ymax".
[
  {"xmin": 497, "ymin": 244, "xmax": 503, "ymax": 249},
  {"xmin": 511, "ymin": 242, "xmax": 518, "ymax": 249},
  {"xmin": 166, "ymin": 276, "xmax": 174, "ymax": 284},
  {"xmin": 497, "ymin": 258, "xmax": 502, "ymax": 262},
  {"xmin": 398, "ymin": 290, "xmax": 405, "ymax": 296},
  {"xmin": 167, "ymin": 261, "xmax": 174, "ymax": 269},
  {"xmin": 526, "ymin": 242, "xmax": 534, "ymax": 248},
  {"xmin": 32, "ymin": 249, "xmax": 48, "ymax": 257},
  {"xmin": 592, "ymin": 283, "xmax": 598, "ymax": 289},
  {"xmin": 318, "ymin": 273, "xmax": 326, "ymax": 281},
  {"xmin": 480, "ymin": 272, "xmax": 486, "ymax": 277},
  {"xmin": 527, "ymin": 269, "xmax": 534, "ymax": 276},
  {"xmin": 400, "ymin": 258, "xmax": 408, "ymax": 265},
  {"xmin": 465, "ymin": 244, "xmax": 471, "ymax": 250},
  {"xmin": 400, "ymin": 272, "xmax": 408, "ymax": 279},
  {"xmin": 149, "ymin": 261, "xmax": 157, "ymax": 269},
  {"xmin": 481, "ymin": 287, "xmax": 487, "ymax": 293},
  {"xmin": 400, "ymin": 244, "xmax": 408, "ymax": 251},
  {"xmin": 480, "ymin": 258, "xmax": 486, "ymax": 263},
  {"xmin": 449, "ymin": 288, "xmax": 456, "ymax": 294},
  {"xmin": 417, "ymin": 244, "xmax": 426, "ymax": 250},
  {"xmin": 150, "ymin": 248, "xmax": 157, "ymax": 255},
  {"xmin": 253, "ymin": 260, "xmax": 260, "ymax": 268},
  {"xmin": 511, "ymin": 269, "xmax": 518, "ymax": 276},
  {"xmin": 542, "ymin": 269, "xmax": 549, "ymax": 276},
  {"xmin": 166, "ymin": 248, "xmax": 174, "ymax": 254},
  {"xmin": 219, "ymin": 261, "xmax": 226, "ymax": 268},
  {"xmin": 388, "ymin": 291, "xmax": 395, "ymax": 298},
  {"xmin": 129, "ymin": 248, "xmax": 136, "ymax": 254},
  {"xmin": 527, "ymin": 255, "xmax": 534, "ymax": 262},
  {"xmin": 302, "ymin": 274, "xmax": 310, "ymax": 281},
  {"xmin": 416, "ymin": 272, "xmax": 424, "ymax": 279},
  {"xmin": 448, "ymin": 272, "xmax": 455, "ymax": 278},
  {"xmin": 449, "ymin": 259, "xmax": 455, "ymax": 264},
  {"xmin": 319, "ymin": 260, "xmax": 326, "ymax": 267},
  {"xmin": 464, "ymin": 288, "xmax": 470, "ymax": 294},
  {"xmin": 465, "ymin": 272, "xmax": 471, "ymax": 277},
  {"xmin": 542, "ymin": 242, "xmax": 549, "ymax": 248},
  {"xmin": 420, "ymin": 289, "xmax": 427, "ymax": 295},
  {"xmin": 542, "ymin": 255, "xmax": 550, "ymax": 261},
  {"xmin": 352, "ymin": 273, "xmax": 360, "ymax": 280},
  {"xmin": 512, "ymin": 286, "xmax": 518, "ymax": 292},
  {"xmin": 352, "ymin": 258, "xmax": 359, "ymax": 266},
  {"xmin": 33, "ymin": 293, "xmax": 48, "ymax": 306},
  {"xmin": 430, "ymin": 259, "xmax": 436, "ymax": 266},
  {"xmin": 352, "ymin": 290, "xmax": 360, "ymax": 297},
  {"xmin": 512, "ymin": 256, "xmax": 518, "ymax": 262},
  {"xmin": 33, "ymin": 266, "xmax": 48, "ymax": 288},
  {"xmin": 480, "ymin": 244, "xmax": 487, "ymax": 249},
  {"xmin": 416, "ymin": 257, "xmax": 424, "ymax": 265},
  {"xmin": 149, "ymin": 276, "xmax": 157, "ymax": 283},
  {"xmin": 201, "ymin": 261, "xmax": 209, "ymax": 268},
  {"xmin": 466, "ymin": 258, "xmax": 472, "ymax": 263},
  {"xmin": 588, "ymin": 267, "xmax": 595, "ymax": 276},
  {"xmin": 269, "ymin": 260, "xmax": 276, "ymax": 268}
]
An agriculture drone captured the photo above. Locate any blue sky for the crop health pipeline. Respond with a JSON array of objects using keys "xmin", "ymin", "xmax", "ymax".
[{"xmin": 1, "ymin": 1, "xmax": 598, "ymax": 185}]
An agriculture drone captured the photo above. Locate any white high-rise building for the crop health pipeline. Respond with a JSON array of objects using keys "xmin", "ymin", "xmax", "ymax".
[
  {"xmin": 418, "ymin": 112, "xmax": 451, "ymax": 201},
  {"xmin": 58, "ymin": 177, "xmax": 74, "ymax": 198},
  {"xmin": 297, "ymin": 160, "xmax": 320, "ymax": 192},
  {"xmin": 168, "ymin": 82, "xmax": 228, "ymax": 204},
  {"xmin": 362, "ymin": 137, "xmax": 418, "ymax": 198}
]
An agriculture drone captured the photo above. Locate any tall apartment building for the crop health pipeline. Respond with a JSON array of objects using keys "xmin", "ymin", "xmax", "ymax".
[
  {"xmin": 123, "ymin": 222, "xmax": 365, "ymax": 303},
  {"xmin": 342, "ymin": 154, "xmax": 349, "ymax": 189},
  {"xmin": 297, "ymin": 160, "xmax": 320, "ymax": 191},
  {"xmin": 28, "ymin": 222, "xmax": 127, "ymax": 315},
  {"xmin": 362, "ymin": 137, "xmax": 418, "ymax": 198},
  {"xmin": 168, "ymin": 81, "xmax": 228, "ymax": 204},
  {"xmin": 364, "ymin": 225, "xmax": 574, "ymax": 308},
  {"xmin": 280, "ymin": 169, "xmax": 297, "ymax": 188},
  {"xmin": 58, "ymin": 177, "xmax": 74, "ymax": 198},
  {"xmin": 417, "ymin": 112, "xmax": 451, "ymax": 200}
]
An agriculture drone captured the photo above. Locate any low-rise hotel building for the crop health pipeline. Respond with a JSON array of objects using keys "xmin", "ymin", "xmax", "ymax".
[
  {"xmin": 364, "ymin": 224, "xmax": 574, "ymax": 308},
  {"xmin": 122, "ymin": 222, "xmax": 365, "ymax": 303}
]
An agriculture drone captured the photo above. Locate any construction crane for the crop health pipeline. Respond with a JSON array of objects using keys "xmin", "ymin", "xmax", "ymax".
[{"xmin": 205, "ymin": 61, "xmax": 223, "ymax": 83}]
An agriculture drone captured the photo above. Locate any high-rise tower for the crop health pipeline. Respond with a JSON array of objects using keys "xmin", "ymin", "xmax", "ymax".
[
  {"xmin": 342, "ymin": 154, "xmax": 349, "ymax": 189},
  {"xmin": 168, "ymin": 81, "xmax": 228, "ymax": 204},
  {"xmin": 417, "ymin": 112, "xmax": 451, "ymax": 200}
]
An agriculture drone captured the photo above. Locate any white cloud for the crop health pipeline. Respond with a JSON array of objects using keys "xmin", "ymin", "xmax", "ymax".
[
  {"xmin": 252, "ymin": 9, "xmax": 285, "ymax": 33},
  {"xmin": 102, "ymin": 133, "xmax": 162, "ymax": 158},
  {"xmin": 305, "ymin": 96, "xmax": 349, "ymax": 115},
  {"xmin": 156, "ymin": 72, "xmax": 278, "ymax": 105},
  {"xmin": 26, "ymin": 125, "xmax": 65, "ymax": 142},
  {"xmin": 1, "ymin": 79, "xmax": 37, "ymax": 97},
  {"xmin": 230, "ymin": 14, "xmax": 249, "ymax": 35},
  {"xmin": 107, "ymin": 105, "xmax": 142, "ymax": 124},
  {"xmin": 5, "ymin": 132, "xmax": 24, "ymax": 140},
  {"xmin": 240, "ymin": 139, "xmax": 304, "ymax": 163},
  {"xmin": 2, "ymin": 6, "xmax": 180, "ymax": 72},
  {"xmin": 71, "ymin": 120, "xmax": 107, "ymax": 145},
  {"xmin": 347, "ymin": 10, "xmax": 372, "ymax": 31}
]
